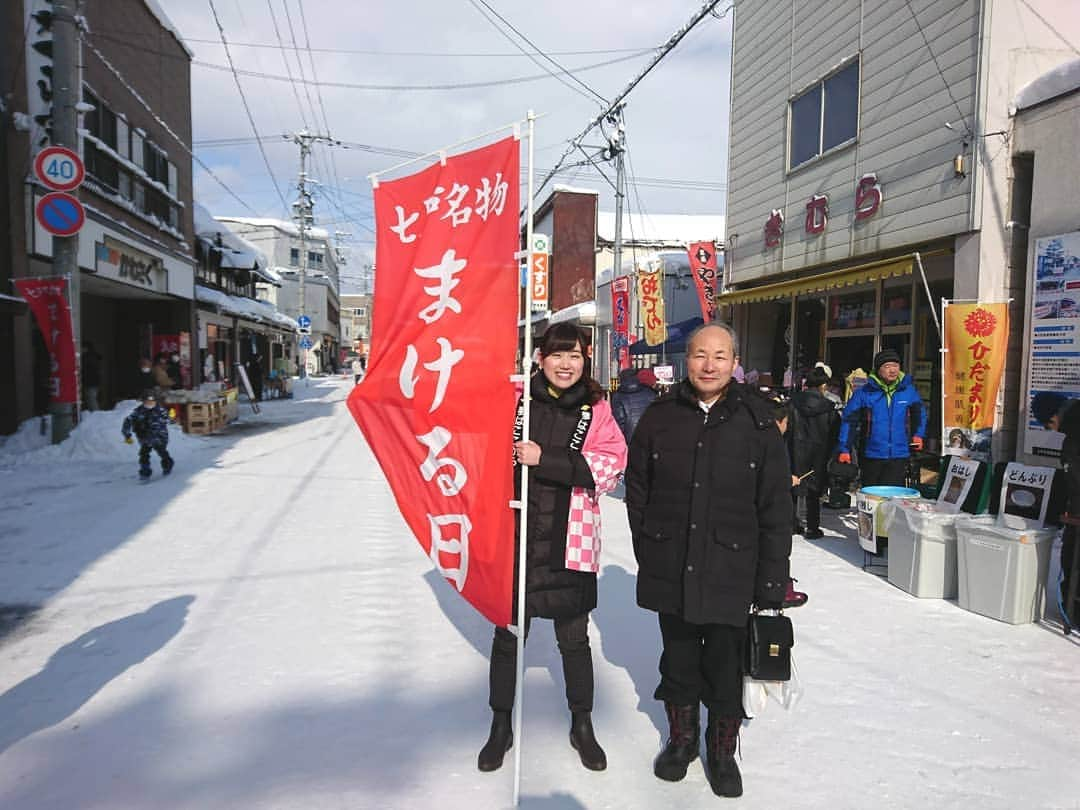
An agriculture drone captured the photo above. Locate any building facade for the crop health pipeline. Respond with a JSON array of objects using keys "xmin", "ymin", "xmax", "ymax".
[
  {"xmin": 339, "ymin": 293, "xmax": 372, "ymax": 363},
  {"xmin": 216, "ymin": 218, "xmax": 341, "ymax": 375},
  {"xmin": 722, "ymin": 0, "xmax": 1080, "ymax": 460},
  {"xmin": 1, "ymin": 0, "xmax": 197, "ymax": 433}
]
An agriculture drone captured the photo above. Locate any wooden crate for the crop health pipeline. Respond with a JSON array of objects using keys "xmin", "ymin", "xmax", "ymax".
[{"xmin": 185, "ymin": 400, "xmax": 224, "ymax": 435}]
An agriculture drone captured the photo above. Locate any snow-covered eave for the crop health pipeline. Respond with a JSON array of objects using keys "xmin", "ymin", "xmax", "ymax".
[
  {"xmin": 1011, "ymin": 57, "xmax": 1080, "ymax": 115},
  {"xmin": 216, "ymin": 216, "xmax": 331, "ymax": 241},
  {"xmin": 141, "ymin": 0, "xmax": 195, "ymax": 58}
]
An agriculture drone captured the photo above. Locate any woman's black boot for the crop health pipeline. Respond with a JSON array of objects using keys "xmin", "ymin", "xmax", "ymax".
[
  {"xmin": 477, "ymin": 710, "xmax": 513, "ymax": 772},
  {"xmin": 569, "ymin": 711, "xmax": 607, "ymax": 771}
]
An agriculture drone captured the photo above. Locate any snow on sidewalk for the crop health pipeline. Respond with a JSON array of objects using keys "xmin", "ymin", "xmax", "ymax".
[{"xmin": 0, "ymin": 376, "xmax": 1077, "ymax": 809}]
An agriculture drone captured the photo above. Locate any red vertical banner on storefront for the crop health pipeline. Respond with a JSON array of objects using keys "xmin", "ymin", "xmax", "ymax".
[
  {"xmin": 14, "ymin": 277, "xmax": 77, "ymax": 404},
  {"xmin": 611, "ymin": 275, "xmax": 631, "ymax": 371},
  {"xmin": 687, "ymin": 241, "xmax": 719, "ymax": 322},
  {"xmin": 348, "ymin": 136, "xmax": 520, "ymax": 627}
]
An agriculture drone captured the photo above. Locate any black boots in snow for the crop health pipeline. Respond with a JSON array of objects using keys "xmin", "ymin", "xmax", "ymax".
[
  {"xmin": 479, "ymin": 710, "xmax": 607, "ymax": 772},
  {"xmin": 569, "ymin": 711, "xmax": 607, "ymax": 771},
  {"xmin": 477, "ymin": 710, "xmax": 513, "ymax": 772},
  {"xmin": 705, "ymin": 714, "xmax": 743, "ymax": 798},
  {"xmin": 654, "ymin": 702, "xmax": 700, "ymax": 781}
]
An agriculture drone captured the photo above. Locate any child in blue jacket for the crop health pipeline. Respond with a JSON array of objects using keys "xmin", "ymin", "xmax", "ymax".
[{"xmin": 122, "ymin": 391, "xmax": 174, "ymax": 479}]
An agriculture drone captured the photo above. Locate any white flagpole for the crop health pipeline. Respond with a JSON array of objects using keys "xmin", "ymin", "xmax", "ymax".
[{"xmin": 512, "ymin": 108, "xmax": 536, "ymax": 809}]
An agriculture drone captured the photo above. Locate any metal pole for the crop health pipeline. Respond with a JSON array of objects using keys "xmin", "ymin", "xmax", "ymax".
[
  {"xmin": 512, "ymin": 109, "xmax": 536, "ymax": 810},
  {"xmin": 297, "ymin": 133, "xmax": 309, "ymax": 379},
  {"xmin": 51, "ymin": 0, "xmax": 81, "ymax": 441},
  {"xmin": 610, "ymin": 112, "xmax": 625, "ymax": 379}
]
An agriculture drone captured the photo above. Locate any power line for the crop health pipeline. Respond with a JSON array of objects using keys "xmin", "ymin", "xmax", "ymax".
[
  {"xmin": 177, "ymin": 36, "xmax": 654, "ymax": 57},
  {"xmin": 80, "ymin": 33, "xmax": 258, "ymax": 215},
  {"xmin": 904, "ymin": 0, "xmax": 972, "ymax": 136},
  {"xmin": 264, "ymin": 0, "xmax": 310, "ymax": 129},
  {"xmin": 533, "ymin": 0, "xmax": 730, "ymax": 201},
  {"xmin": 468, "ymin": 0, "xmax": 608, "ymax": 106},
  {"xmin": 1017, "ymin": 0, "xmax": 1080, "ymax": 56},
  {"xmin": 207, "ymin": 0, "xmax": 290, "ymax": 213},
  {"xmin": 190, "ymin": 49, "xmax": 651, "ymax": 91}
]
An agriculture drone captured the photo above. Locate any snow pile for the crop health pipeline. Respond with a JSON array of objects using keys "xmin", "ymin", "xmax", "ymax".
[
  {"xmin": 0, "ymin": 415, "xmax": 53, "ymax": 455},
  {"xmin": 1012, "ymin": 57, "xmax": 1080, "ymax": 114},
  {"xmin": 0, "ymin": 403, "xmax": 202, "ymax": 468}
]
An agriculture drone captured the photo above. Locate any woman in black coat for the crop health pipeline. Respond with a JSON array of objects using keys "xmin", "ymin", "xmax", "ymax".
[{"xmin": 478, "ymin": 323, "xmax": 627, "ymax": 774}]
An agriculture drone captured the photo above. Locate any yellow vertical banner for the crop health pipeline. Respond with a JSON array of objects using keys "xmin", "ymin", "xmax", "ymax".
[
  {"xmin": 942, "ymin": 303, "xmax": 1010, "ymax": 449},
  {"xmin": 637, "ymin": 267, "xmax": 667, "ymax": 346}
]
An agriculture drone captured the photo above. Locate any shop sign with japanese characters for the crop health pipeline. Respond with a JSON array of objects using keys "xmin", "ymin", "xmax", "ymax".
[
  {"xmin": 764, "ymin": 173, "xmax": 882, "ymax": 247},
  {"xmin": 348, "ymin": 136, "xmax": 520, "ymax": 626},
  {"xmin": 636, "ymin": 262, "xmax": 667, "ymax": 346}
]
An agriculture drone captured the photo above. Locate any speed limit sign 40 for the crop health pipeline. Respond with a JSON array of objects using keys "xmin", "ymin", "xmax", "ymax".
[{"xmin": 34, "ymin": 146, "xmax": 85, "ymax": 192}]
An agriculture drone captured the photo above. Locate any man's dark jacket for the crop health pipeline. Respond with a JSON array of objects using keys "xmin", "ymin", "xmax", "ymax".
[
  {"xmin": 791, "ymin": 389, "xmax": 840, "ymax": 493},
  {"xmin": 625, "ymin": 380, "xmax": 792, "ymax": 626},
  {"xmin": 611, "ymin": 374, "xmax": 656, "ymax": 443}
]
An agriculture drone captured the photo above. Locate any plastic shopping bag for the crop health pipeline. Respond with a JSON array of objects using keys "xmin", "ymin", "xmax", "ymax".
[{"xmin": 742, "ymin": 655, "xmax": 804, "ymax": 718}]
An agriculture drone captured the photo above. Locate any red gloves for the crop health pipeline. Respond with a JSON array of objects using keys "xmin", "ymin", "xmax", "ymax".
[
  {"xmin": 838, "ymin": 452, "xmax": 852, "ymax": 464},
  {"xmin": 911, "ymin": 436, "xmax": 924, "ymax": 451}
]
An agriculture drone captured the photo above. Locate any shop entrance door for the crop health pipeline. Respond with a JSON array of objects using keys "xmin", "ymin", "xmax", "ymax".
[{"xmin": 827, "ymin": 335, "xmax": 875, "ymax": 385}]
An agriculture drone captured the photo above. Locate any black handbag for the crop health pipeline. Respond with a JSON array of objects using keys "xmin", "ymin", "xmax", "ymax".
[{"xmin": 745, "ymin": 611, "xmax": 794, "ymax": 681}]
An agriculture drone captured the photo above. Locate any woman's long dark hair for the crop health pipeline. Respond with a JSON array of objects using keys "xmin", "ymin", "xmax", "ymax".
[{"xmin": 536, "ymin": 322, "xmax": 604, "ymax": 405}]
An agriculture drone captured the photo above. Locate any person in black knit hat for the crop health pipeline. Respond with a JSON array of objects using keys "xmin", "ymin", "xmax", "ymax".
[{"xmin": 836, "ymin": 348, "xmax": 926, "ymax": 487}]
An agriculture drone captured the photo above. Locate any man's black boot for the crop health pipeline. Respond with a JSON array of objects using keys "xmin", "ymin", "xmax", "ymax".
[
  {"xmin": 705, "ymin": 714, "xmax": 743, "ymax": 797},
  {"xmin": 654, "ymin": 702, "xmax": 700, "ymax": 781},
  {"xmin": 477, "ymin": 710, "xmax": 512, "ymax": 772},
  {"xmin": 569, "ymin": 711, "xmax": 607, "ymax": 771}
]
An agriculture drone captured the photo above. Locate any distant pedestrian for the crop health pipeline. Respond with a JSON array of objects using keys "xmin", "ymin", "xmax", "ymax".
[
  {"xmin": 152, "ymin": 354, "xmax": 175, "ymax": 395},
  {"xmin": 352, "ymin": 357, "xmax": 364, "ymax": 384},
  {"xmin": 611, "ymin": 367, "xmax": 657, "ymax": 443},
  {"xmin": 166, "ymin": 353, "xmax": 182, "ymax": 389},
  {"xmin": 82, "ymin": 341, "xmax": 102, "ymax": 411},
  {"xmin": 137, "ymin": 357, "xmax": 154, "ymax": 394},
  {"xmin": 122, "ymin": 390, "xmax": 174, "ymax": 480},
  {"xmin": 791, "ymin": 367, "xmax": 841, "ymax": 539},
  {"xmin": 246, "ymin": 354, "xmax": 264, "ymax": 401}
]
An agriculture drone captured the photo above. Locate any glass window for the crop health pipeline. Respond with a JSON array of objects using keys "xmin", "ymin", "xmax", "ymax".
[
  {"xmin": 789, "ymin": 87, "xmax": 821, "ymax": 169},
  {"xmin": 118, "ymin": 171, "xmax": 132, "ymax": 200},
  {"xmin": 131, "ymin": 130, "xmax": 144, "ymax": 170},
  {"xmin": 828, "ymin": 289, "xmax": 876, "ymax": 330},
  {"xmin": 116, "ymin": 117, "xmax": 130, "ymax": 161},
  {"xmin": 290, "ymin": 248, "xmax": 299, "ymax": 266},
  {"xmin": 789, "ymin": 57, "xmax": 860, "ymax": 170},
  {"xmin": 882, "ymin": 285, "xmax": 912, "ymax": 326},
  {"xmin": 167, "ymin": 162, "xmax": 178, "ymax": 196},
  {"xmin": 823, "ymin": 62, "xmax": 859, "ymax": 151}
]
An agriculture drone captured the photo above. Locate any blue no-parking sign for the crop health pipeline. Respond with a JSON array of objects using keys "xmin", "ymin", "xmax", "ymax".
[
  {"xmin": 36, "ymin": 192, "xmax": 85, "ymax": 237},
  {"xmin": 298, "ymin": 335, "xmax": 313, "ymax": 349}
]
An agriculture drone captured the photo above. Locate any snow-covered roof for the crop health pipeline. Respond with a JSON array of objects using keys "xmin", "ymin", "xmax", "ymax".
[
  {"xmin": 552, "ymin": 184, "xmax": 600, "ymax": 196},
  {"xmin": 141, "ymin": 0, "xmax": 194, "ymax": 58},
  {"xmin": 1012, "ymin": 57, "xmax": 1080, "ymax": 114},
  {"xmin": 217, "ymin": 216, "xmax": 331, "ymax": 241},
  {"xmin": 596, "ymin": 212, "xmax": 725, "ymax": 245},
  {"xmin": 194, "ymin": 203, "xmax": 280, "ymax": 284},
  {"xmin": 195, "ymin": 285, "xmax": 297, "ymax": 330}
]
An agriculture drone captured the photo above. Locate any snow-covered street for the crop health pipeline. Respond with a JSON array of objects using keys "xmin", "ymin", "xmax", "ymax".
[{"xmin": 1, "ymin": 376, "xmax": 1078, "ymax": 810}]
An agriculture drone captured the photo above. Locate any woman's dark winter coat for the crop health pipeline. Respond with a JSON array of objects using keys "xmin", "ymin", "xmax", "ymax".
[
  {"xmin": 611, "ymin": 372, "xmax": 657, "ymax": 443},
  {"xmin": 790, "ymin": 389, "xmax": 840, "ymax": 494},
  {"xmin": 625, "ymin": 381, "xmax": 792, "ymax": 626},
  {"xmin": 517, "ymin": 373, "xmax": 598, "ymax": 620}
]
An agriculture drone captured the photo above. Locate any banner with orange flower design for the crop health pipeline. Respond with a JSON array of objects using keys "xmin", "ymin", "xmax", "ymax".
[{"xmin": 942, "ymin": 302, "xmax": 1009, "ymax": 454}]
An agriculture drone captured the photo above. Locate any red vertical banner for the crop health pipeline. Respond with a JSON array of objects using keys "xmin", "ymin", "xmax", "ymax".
[
  {"xmin": 14, "ymin": 277, "xmax": 77, "ymax": 404},
  {"xmin": 687, "ymin": 241, "xmax": 718, "ymax": 322},
  {"xmin": 348, "ymin": 136, "xmax": 520, "ymax": 627},
  {"xmin": 611, "ymin": 275, "xmax": 631, "ymax": 371}
]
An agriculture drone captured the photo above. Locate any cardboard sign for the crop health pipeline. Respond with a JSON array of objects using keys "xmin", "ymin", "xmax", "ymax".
[
  {"xmin": 998, "ymin": 462, "xmax": 1055, "ymax": 530},
  {"xmin": 937, "ymin": 457, "xmax": 980, "ymax": 513}
]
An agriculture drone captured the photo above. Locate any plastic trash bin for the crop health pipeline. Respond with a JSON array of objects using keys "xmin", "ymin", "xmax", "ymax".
[
  {"xmin": 886, "ymin": 500, "xmax": 962, "ymax": 598},
  {"xmin": 856, "ymin": 486, "xmax": 921, "ymax": 555},
  {"xmin": 954, "ymin": 515, "xmax": 1058, "ymax": 624}
]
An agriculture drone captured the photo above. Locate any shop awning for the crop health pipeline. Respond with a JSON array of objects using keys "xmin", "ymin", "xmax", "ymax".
[{"xmin": 716, "ymin": 252, "xmax": 943, "ymax": 306}]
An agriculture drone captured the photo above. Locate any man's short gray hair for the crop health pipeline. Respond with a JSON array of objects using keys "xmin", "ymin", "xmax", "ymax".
[{"xmin": 686, "ymin": 321, "xmax": 739, "ymax": 355}]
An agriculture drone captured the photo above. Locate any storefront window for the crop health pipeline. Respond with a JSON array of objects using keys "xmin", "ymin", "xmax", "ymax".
[
  {"xmin": 828, "ymin": 289, "xmax": 876, "ymax": 330},
  {"xmin": 882, "ymin": 284, "xmax": 912, "ymax": 326}
]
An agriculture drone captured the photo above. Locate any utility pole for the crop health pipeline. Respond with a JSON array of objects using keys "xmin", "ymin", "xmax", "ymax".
[
  {"xmin": 51, "ymin": 0, "xmax": 81, "ymax": 441},
  {"xmin": 605, "ymin": 105, "xmax": 626, "ymax": 380},
  {"xmin": 283, "ymin": 129, "xmax": 338, "ymax": 378}
]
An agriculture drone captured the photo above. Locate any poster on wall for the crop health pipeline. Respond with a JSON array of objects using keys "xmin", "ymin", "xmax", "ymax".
[
  {"xmin": 1024, "ymin": 232, "xmax": 1080, "ymax": 459},
  {"xmin": 941, "ymin": 302, "xmax": 1009, "ymax": 460}
]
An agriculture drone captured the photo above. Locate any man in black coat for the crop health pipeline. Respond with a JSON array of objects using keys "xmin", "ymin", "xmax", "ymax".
[{"xmin": 625, "ymin": 323, "xmax": 792, "ymax": 798}]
